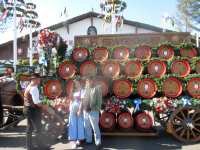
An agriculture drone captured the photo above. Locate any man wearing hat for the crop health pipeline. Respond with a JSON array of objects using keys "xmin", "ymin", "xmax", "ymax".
[{"xmin": 23, "ymin": 73, "xmax": 48, "ymax": 150}]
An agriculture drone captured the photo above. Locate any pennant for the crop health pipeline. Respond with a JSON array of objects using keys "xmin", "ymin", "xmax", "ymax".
[
  {"xmin": 0, "ymin": 8, "xmax": 8, "ymax": 21},
  {"xmin": 18, "ymin": 17, "xmax": 24, "ymax": 32}
]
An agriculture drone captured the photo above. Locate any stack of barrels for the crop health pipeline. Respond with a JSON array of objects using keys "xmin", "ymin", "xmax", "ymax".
[{"xmin": 42, "ymin": 45, "xmax": 200, "ymax": 131}]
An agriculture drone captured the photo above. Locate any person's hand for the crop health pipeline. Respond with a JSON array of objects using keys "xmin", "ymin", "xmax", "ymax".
[{"xmin": 77, "ymin": 110, "xmax": 81, "ymax": 116}]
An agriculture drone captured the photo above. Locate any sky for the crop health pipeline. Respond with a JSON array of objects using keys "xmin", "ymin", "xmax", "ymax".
[{"xmin": 0, "ymin": 0, "xmax": 178, "ymax": 44}]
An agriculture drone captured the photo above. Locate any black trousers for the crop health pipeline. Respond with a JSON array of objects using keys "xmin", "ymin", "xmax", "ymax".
[{"xmin": 23, "ymin": 106, "xmax": 44, "ymax": 150}]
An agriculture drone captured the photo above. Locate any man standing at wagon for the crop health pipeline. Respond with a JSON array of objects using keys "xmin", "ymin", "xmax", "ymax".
[{"xmin": 82, "ymin": 77, "xmax": 102, "ymax": 149}]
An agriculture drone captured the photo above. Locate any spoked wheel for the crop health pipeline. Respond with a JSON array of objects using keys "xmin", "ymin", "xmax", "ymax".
[{"xmin": 168, "ymin": 107, "xmax": 200, "ymax": 143}]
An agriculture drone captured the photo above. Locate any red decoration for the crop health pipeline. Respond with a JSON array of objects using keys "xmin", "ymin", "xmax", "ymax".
[
  {"xmin": 113, "ymin": 79, "xmax": 133, "ymax": 98},
  {"xmin": 43, "ymin": 80, "xmax": 63, "ymax": 99},
  {"xmin": 137, "ymin": 78, "xmax": 157, "ymax": 99},
  {"xmin": 180, "ymin": 47, "xmax": 197, "ymax": 58},
  {"xmin": 135, "ymin": 112, "xmax": 153, "ymax": 130},
  {"xmin": 72, "ymin": 47, "xmax": 89, "ymax": 62},
  {"xmin": 113, "ymin": 47, "xmax": 129, "ymax": 61},
  {"xmin": 101, "ymin": 61, "xmax": 120, "ymax": 78},
  {"xmin": 134, "ymin": 45, "xmax": 152, "ymax": 60},
  {"xmin": 92, "ymin": 47, "xmax": 109, "ymax": 62},
  {"xmin": 147, "ymin": 60, "xmax": 166, "ymax": 78},
  {"xmin": 157, "ymin": 46, "xmax": 174, "ymax": 60},
  {"xmin": 58, "ymin": 61, "xmax": 76, "ymax": 79},
  {"xmin": 38, "ymin": 29, "xmax": 57, "ymax": 48},
  {"xmin": 80, "ymin": 61, "xmax": 97, "ymax": 77},
  {"xmin": 117, "ymin": 111, "xmax": 134, "ymax": 129},
  {"xmin": 100, "ymin": 111, "xmax": 116, "ymax": 130},
  {"xmin": 124, "ymin": 61, "xmax": 143, "ymax": 79},
  {"xmin": 187, "ymin": 78, "xmax": 200, "ymax": 99},
  {"xmin": 162, "ymin": 77, "xmax": 182, "ymax": 98},
  {"xmin": 171, "ymin": 60, "xmax": 190, "ymax": 77}
]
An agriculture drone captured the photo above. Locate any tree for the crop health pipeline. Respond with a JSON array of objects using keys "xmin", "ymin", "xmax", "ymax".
[{"xmin": 177, "ymin": 0, "xmax": 200, "ymax": 32}]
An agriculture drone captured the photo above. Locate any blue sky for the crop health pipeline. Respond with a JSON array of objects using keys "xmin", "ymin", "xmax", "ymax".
[{"xmin": 0, "ymin": 0, "xmax": 178, "ymax": 44}]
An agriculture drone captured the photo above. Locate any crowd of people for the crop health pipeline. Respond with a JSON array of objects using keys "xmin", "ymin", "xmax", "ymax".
[{"xmin": 23, "ymin": 73, "xmax": 103, "ymax": 150}]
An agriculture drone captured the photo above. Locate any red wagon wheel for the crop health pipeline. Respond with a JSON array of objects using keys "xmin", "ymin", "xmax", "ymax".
[
  {"xmin": 43, "ymin": 80, "xmax": 62, "ymax": 99},
  {"xmin": 171, "ymin": 60, "xmax": 191, "ymax": 77},
  {"xmin": 92, "ymin": 47, "xmax": 109, "ymax": 63},
  {"xmin": 58, "ymin": 61, "xmax": 76, "ymax": 80},
  {"xmin": 135, "ymin": 112, "xmax": 153, "ymax": 130},
  {"xmin": 187, "ymin": 78, "xmax": 200, "ymax": 99},
  {"xmin": 100, "ymin": 111, "xmax": 116, "ymax": 131},
  {"xmin": 162, "ymin": 77, "xmax": 182, "ymax": 98},
  {"xmin": 168, "ymin": 108, "xmax": 200, "ymax": 143},
  {"xmin": 196, "ymin": 61, "xmax": 200, "ymax": 74},
  {"xmin": 72, "ymin": 47, "xmax": 89, "ymax": 62},
  {"xmin": 113, "ymin": 79, "xmax": 133, "ymax": 98},
  {"xmin": 137, "ymin": 78, "xmax": 157, "ymax": 99},
  {"xmin": 124, "ymin": 61, "xmax": 143, "ymax": 79},
  {"xmin": 180, "ymin": 47, "xmax": 197, "ymax": 58},
  {"xmin": 157, "ymin": 46, "xmax": 174, "ymax": 60},
  {"xmin": 117, "ymin": 111, "xmax": 134, "ymax": 129},
  {"xmin": 147, "ymin": 60, "xmax": 166, "ymax": 78},
  {"xmin": 101, "ymin": 61, "xmax": 120, "ymax": 79},
  {"xmin": 93, "ymin": 79, "xmax": 109, "ymax": 97},
  {"xmin": 134, "ymin": 45, "xmax": 152, "ymax": 60},
  {"xmin": 80, "ymin": 61, "xmax": 97, "ymax": 77},
  {"xmin": 113, "ymin": 47, "xmax": 129, "ymax": 61}
]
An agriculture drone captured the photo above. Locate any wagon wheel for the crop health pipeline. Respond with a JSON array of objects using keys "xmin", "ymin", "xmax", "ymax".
[{"xmin": 168, "ymin": 107, "xmax": 200, "ymax": 143}]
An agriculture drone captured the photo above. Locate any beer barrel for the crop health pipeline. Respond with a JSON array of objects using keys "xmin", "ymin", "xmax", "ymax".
[
  {"xmin": 137, "ymin": 78, "xmax": 157, "ymax": 98},
  {"xmin": 134, "ymin": 45, "xmax": 152, "ymax": 60},
  {"xmin": 100, "ymin": 111, "xmax": 116, "ymax": 131},
  {"xmin": 113, "ymin": 47, "xmax": 129, "ymax": 61},
  {"xmin": 196, "ymin": 61, "xmax": 200, "ymax": 74},
  {"xmin": 101, "ymin": 61, "xmax": 120, "ymax": 79},
  {"xmin": 43, "ymin": 80, "xmax": 62, "ymax": 99},
  {"xmin": 58, "ymin": 61, "xmax": 76, "ymax": 80},
  {"xmin": 113, "ymin": 79, "xmax": 133, "ymax": 98},
  {"xmin": 157, "ymin": 45, "xmax": 174, "ymax": 60},
  {"xmin": 135, "ymin": 112, "xmax": 153, "ymax": 130},
  {"xmin": 93, "ymin": 79, "xmax": 109, "ymax": 97},
  {"xmin": 124, "ymin": 61, "xmax": 143, "ymax": 79},
  {"xmin": 187, "ymin": 78, "xmax": 200, "ymax": 99},
  {"xmin": 72, "ymin": 47, "xmax": 89, "ymax": 62},
  {"xmin": 117, "ymin": 111, "xmax": 134, "ymax": 129},
  {"xmin": 171, "ymin": 60, "xmax": 190, "ymax": 77},
  {"xmin": 147, "ymin": 60, "xmax": 166, "ymax": 78},
  {"xmin": 162, "ymin": 77, "xmax": 182, "ymax": 98},
  {"xmin": 65, "ymin": 80, "xmax": 74, "ymax": 98},
  {"xmin": 180, "ymin": 47, "xmax": 197, "ymax": 58},
  {"xmin": 92, "ymin": 47, "xmax": 109, "ymax": 63},
  {"xmin": 80, "ymin": 61, "xmax": 97, "ymax": 77}
]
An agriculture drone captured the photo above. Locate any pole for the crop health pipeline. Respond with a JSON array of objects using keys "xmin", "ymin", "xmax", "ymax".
[
  {"xmin": 13, "ymin": 0, "xmax": 17, "ymax": 72},
  {"xmin": 196, "ymin": 32, "xmax": 199, "ymax": 48},
  {"xmin": 29, "ymin": 24, "xmax": 33, "ymax": 66}
]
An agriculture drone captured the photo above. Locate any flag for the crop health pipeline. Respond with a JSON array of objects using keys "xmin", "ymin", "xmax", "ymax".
[
  {"xmin": 17, "ymin": 17, "xmax": 24, "ymax": 32},
  {"xmin": 0, "ymin": 8, "xmax": 8, "ymax": 21}
]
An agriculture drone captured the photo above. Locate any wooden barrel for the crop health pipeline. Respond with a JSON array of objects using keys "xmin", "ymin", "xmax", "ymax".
[
  {"xmin": 72, "ymin": 47, "xmax": 89, "ymax": 62},
  {"xmin": 180, "ymin": 47, "xmax": 197, "ymax": 58},
  {"xmin": 43, "ymin": 80, "xmax": 62, "ymax": 99},
  {"xmin": 162, "ymin": 77, "xmax": 182, "ymax": 98},
  {"xmin": 58, "ymin": 61, "xmax": 76, "ymax": 80},
  {"xmin": 171, "ymin": 60, "xmax": 190, "ymax": 77},
  {"xmin": 187, "ymin": 78, "xmax": 200, "ymax": 99},
  {"xmin": 137, "ymin": 78, "xmax": 157, "ymax": 98},
  {"xmin": 100, "ymin": 111, "xmax": 116, "ymax": 131},
  {"xmin": 113, "ymin": 79, "xmax": 133, "ymax": 98},
  {"xmin": 113, "ymin": 47, "xmax": 129, "ymax": 61},
  {"xmin": 196, "ymin": 61, "xmax": 200, "ymax": 74},
  {"xmin": 92, "ymin": 47, "xmax": 109, "ymax": 63},
  {"xmin": 117, "ymin": 111, "xmax": 134, "ymax": 129},
  {"xmin": 135, "ymin": 112, "xmax": 153, "ymax": 130},
  {"xmin": 101, "ymin": 61, "xmax": 120, "ymax": 79},
  {"xmin": 134, "ymin": 45, "xmax": 152, "ymax": 60},
  {"xmin": 157, "ymin": 45, "xmax": 174, "ymax": 60},
  {"xmin": 124, "ymin": 61, "xmax": 143, "ymax": 79},
  {"xmin": 93, "ymin": 79, "xmax": 109, "ymax": 97},
  {"xmin": 80, "ymin": 61, "xmax": 97, "ymax": 77},
  {"xmin": 147, "ymin": 60, "xmax": 166, "ymax": 78},
  {"xmin": 66, "ymin": 80, "xmax": 75, "ymax": 98}
]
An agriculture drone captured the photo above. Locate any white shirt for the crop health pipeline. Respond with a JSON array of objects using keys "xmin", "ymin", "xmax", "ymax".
[{"xmin": 29, "ymin": 86, "xmax": 42, "ymax": 104}]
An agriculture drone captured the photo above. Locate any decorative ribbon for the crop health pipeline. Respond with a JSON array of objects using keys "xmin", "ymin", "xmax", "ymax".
[
  {"xmin": 181, "ymin": 96, "xmax": 191, "ymax": 107},
  {"xmin": 133, "ymin": 98, "xmax": 142, "ymax": 112}
]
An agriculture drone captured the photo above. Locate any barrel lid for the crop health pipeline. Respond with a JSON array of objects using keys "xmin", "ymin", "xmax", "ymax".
[
  {"xmin": 157, "ymin": 45, "xmax": 174, "ymax": 60},
  {"xmin": 72, "ymin": 47, "xmax": 89, "ymax": 62},
  {"xmin": 171, "ymin": 60, "xmax": 190, "ymax": 77},
  {"xmin": 113, "ymin": 47, "xmax": 129, "ymax": 61},
  {"xmin": 125, "ymin": 61, "xmax": 143, "ymax": 79},
  {"xmin": 101, "ymin": 61, "xmax": 120, "ymax": 79},
  {"xmin": 93, "ymin": 78, "xmax": 109, "ymax": 97},
  {"xmin": 80, "ymin": 61, "xmax": 97, "ymax": 77},
  {"xmin": 147, "ymin": 60, "xmax": 166, "ymax": 78},
  {"xmin": 58, "ymin": 61, "xmax": 76, "ymax": 80},
  {"xmin": 118, "ymin": 112, "xmax": 133, "ymax": 129},
  {"xmin": 134, "ymin": 45, "xmax": 152, "ymax": 60},
  {"xmin": 187, "ymin": 78, "xmax": 200, "ymax": 99},
  {"xmin": 100, "ymin": 111, "xmax": 116, "ymax": 130},
  {"xmin": 43, "ymin": 80, "xmax": 62, "ymax": 99},
  {"xmin": 93, "ymin": 47, "xmax": 109, "ymax": 63},
  {"xmin": 135, "ymin": 112, "xmax": 153, "ymax": 129},
  {"xmin": 180, "ymin": 47, "xmax": 197, "ymax": 58}
]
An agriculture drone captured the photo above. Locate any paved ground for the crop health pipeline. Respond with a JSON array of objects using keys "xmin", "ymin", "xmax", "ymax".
[{"xmin": 0, "ymin": 120, "xmax": 200, "ymax": 150}]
